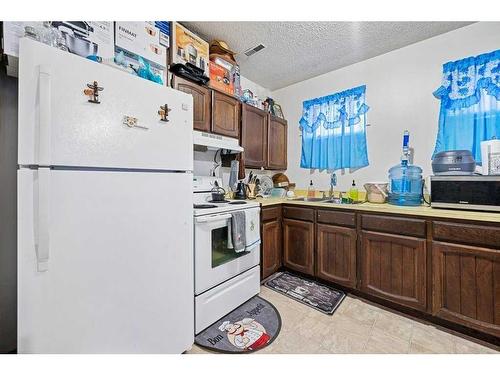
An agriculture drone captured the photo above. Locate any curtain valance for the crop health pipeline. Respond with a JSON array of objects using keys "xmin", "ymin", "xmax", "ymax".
[
  {"xmin": 432, "ymin": 49, "xmax": 500, "ymax": 163},
  {"xmin": 433, "ymin": 49, "xmax": 500, "ymax": 110},
  {"xmin": 299, "ymin": 85, "xmax": 369, "ymax": 133}
]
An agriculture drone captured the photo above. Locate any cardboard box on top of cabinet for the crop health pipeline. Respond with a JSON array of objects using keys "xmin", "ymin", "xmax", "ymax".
[
  {"xmin": 2, "ymin": 21, "xmax": 115, "ymax": 59},
  {"xmin": 209, "ymin": 61, "xmax": 234, "ymax": 95},
  {"xmin": 2, "ymin": 21, "xmax": 114, "ymax": 77},
  {"xmin": 154, "ymin": 21, "xmax": 170, "ymax": 48},
  {"xmin": 115, "ymin": 22, "xmax": 168, "ymax": 68},
  {"xmin": 171, "ymin": 22, "xmax": 209, "ymax": 76}
]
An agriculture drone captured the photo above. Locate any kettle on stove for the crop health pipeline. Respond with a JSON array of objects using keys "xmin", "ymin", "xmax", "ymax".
[{"xmin": 234, "ymin": 181, "xmax": 248, "ymax": 200}]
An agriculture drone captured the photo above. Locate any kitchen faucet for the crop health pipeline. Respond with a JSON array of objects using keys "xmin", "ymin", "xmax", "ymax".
[{"xmin": 329, "ymin": 173, "xmax": 337, "ymax": 198}]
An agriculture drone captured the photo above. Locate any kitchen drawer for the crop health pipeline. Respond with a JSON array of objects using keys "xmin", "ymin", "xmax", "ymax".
[
  {"xmin": 261, "ymin": 206, "xmax": 282, "ymax": 222},
  {"xmin": 317, "ymin": 209, "xmax": 355, "ymax": 228},
  {"xmin": 283, "ymin": 206, "xmax": 314, "ymax": 222},
  {"xmin": 361, "ymin": 214, "xmax": 426, "ymax": 238},
  {"xmin": 195, "ymin": 266, "xmax": 260, "ymax": 334},
  {"xmin": 433, "ymin": 221, "xmax": 500, "ymax": 249}
]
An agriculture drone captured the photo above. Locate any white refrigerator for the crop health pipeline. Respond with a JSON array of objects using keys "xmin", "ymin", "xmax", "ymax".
[{"xmin": 17, "ymin": 38, "xmax": 194, "ymax": 353}]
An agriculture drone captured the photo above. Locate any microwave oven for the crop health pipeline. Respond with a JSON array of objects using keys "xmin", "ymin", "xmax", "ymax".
[{"xmin": 430, "ymin": 175, "xmax": 500, "ymax": 212}]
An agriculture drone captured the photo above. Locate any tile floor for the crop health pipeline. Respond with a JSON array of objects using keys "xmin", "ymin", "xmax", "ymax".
[{"xmin": 188, "ymin": 286, "xmax": 499, "ymax": 354}]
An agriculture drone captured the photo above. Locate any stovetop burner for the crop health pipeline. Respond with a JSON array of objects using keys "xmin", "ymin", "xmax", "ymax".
[
  {"xmin": 208, "ymin": 200, "xmax": 230, "ymax": 203},
  {"xmin": 228, "ymin": 201, "xmax": 247, "ymax": 205},
  {"xmin": 194, "ymin": 204, "xmax": 218, "ymax": 209}
]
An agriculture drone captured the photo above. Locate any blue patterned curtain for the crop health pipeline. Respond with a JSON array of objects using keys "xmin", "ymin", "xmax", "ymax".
[
  {"xmin": 433, "ymin": 49, "xmax": 500, "ymax": 163},
  {"xmin": 299, "ymin": 85, "xmax": 370, "ymax": 170}
]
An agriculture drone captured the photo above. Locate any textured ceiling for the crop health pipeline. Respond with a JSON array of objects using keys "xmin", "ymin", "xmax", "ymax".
[{"xmin": 182, "ymin": 22, "xmax": 473, "ymax": 90}]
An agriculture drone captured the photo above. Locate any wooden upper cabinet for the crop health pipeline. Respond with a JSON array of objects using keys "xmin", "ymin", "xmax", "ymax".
[
  {"xmin": 241, "ymin": 104, "xmax": 268, "ymax": 168},
  {"xmin": 173, "ymin": 76, "xmax": 211, "ymax": 132},
  {"xmin": 283, "ymin": 218, "xmax": 314, "ymax": 276},
  {"xmin": 267, "ymin": 116, "xmax": 288, "ymax": 170},
  {"xmin": 212, "ymin": 91, "xmax": 240, "ymax": 138},
  {"xmin": 316, "ymin": 224, "xmax": 357, "ymax": 288},
  {"xmin": 432, "ymin": 241, "xmax": 500, "ymax": 337},
  {"xmin": 360, "ymin": 231, "xmax": 427, "ymax": 311}
]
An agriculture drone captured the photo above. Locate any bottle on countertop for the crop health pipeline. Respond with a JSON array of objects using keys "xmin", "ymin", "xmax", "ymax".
[
  {"xmin": 307, "ymin": 180, "xmax": 315, "ymax": 199},
  {"xmin": 349, "ymin": 180, "xmax": 359, "ymax": 201}
]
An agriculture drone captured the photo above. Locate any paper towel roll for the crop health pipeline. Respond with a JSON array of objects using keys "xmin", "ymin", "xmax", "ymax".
[
  {"xmin": 229, "ymin": 160, "xmax": 239, "ymax": 191},
  {"xmin": 481, "ymin": 139, "xmax": 500, "ymax": 175}
]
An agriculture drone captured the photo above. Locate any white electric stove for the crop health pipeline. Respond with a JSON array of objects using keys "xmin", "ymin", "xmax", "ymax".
[
  {"xmin": 193, "ymin": 176, "xmax": 261, "ymax": 334},
  {"xmin": 193, "ymin": 176, "xmax": 260, "ymax": 216}
]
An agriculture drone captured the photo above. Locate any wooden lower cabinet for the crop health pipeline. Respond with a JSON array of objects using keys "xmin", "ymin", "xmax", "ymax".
[
  {"xmin": 262, "ymin": 204, "xmax": 500, "ymax": 342},
  {"xmin": 360, "ymin": 231, "xmax": 427, "ymax": 311},
  {"xmin": 316, "ymin": 224, "xmax": 357, "ymax": 288},
  {"xmin": 283, "ymin": 218, "xmax": 314, "ymax": 276},
  {"xmin": 432, "ymin": 241, "xmax": 500, "ymax": 337},
  {"xmin": 261, "ymin": 219, "xmax": 282, "ymax": 279}
]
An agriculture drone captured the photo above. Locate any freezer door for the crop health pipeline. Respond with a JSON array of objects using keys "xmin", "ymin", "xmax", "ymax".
[
  {"xmin": 18, "ymin": 169, "xmax": 194, "ymax": 353},
  {"xmin": 18, "ymin": 38, "xmax": 193, "ymax": 171}
]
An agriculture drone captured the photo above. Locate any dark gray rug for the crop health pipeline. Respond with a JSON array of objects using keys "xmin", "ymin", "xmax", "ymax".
[
  {"xmin": 194, "ymin": 296, "xmax": 281, "ymax": 353},
  {"xmin": 265, "ymin": 271, "xmax": 346, "ymax": 315}
]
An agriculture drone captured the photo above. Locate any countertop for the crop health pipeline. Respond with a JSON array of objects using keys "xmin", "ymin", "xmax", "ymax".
[{"xmin": 253, "ymin": 197, "xmax": 500, "ymax": 223}]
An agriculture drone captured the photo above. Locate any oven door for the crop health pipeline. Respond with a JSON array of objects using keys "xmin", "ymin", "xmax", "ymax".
[{"xmin": 194, "ymin": 211, "xmax": 260, "ymax": 295}]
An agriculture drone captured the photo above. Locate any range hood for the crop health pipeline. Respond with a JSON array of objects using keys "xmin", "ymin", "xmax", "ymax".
[{"xmin": 193, "ymin": 130, "xmax": 243, "ymax": 153}]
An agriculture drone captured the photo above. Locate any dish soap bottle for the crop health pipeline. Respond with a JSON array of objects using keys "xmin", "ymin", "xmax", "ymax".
[
  {"xmin": 307, "ymin": 180, "xmax": 315, "ymax": 199},
  {"xmin": 349, "ymin": 180, "xmax": 359, "ymax": 201}
]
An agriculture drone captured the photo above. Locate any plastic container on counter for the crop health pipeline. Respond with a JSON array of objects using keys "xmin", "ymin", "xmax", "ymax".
[{"xmin": 388, "ymin": 163, "xmax": 423, "ymax": 206}]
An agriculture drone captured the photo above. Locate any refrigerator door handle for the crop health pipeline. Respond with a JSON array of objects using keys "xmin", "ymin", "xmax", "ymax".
[
  {"xmin": 35, "ymin": 168, "xmax": 51, "ymax": 272},
  {"xmin": 38, "ymin": 65, "xmax": 52, "ymax": 165}
]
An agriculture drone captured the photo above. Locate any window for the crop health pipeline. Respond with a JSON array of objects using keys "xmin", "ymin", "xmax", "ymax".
[
  {"xmin": 299, "ymin": 85, "xmax": 370, "ymax": 170},
  {"xmin": 433, "ymin": 49, "xmax": 500, "ymax": 163}
]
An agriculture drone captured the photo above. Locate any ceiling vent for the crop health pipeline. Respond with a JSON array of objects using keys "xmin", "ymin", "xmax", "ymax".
[{"xmin": 244, "ymin": 44, "xmax": 266, "ymax": 57}]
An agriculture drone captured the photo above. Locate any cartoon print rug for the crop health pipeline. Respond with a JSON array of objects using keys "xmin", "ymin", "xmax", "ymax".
[
  {"xmin": 265, "ymin": 271, "xmax": 346, "ymax": 315},
  {"xmin": 194, "ymin": 296, "xmax": 281, "ymax": 354}
]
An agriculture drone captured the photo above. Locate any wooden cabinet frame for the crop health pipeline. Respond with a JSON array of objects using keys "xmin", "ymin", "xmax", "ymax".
[
  {"xmin": 172, "ymin": 79, "xmax": 288, "ymax": 170},
  {"xmin": 267, "ymin": 115, "xmax": 288, "ymax": 170},
  {"xmin": 432, "ymin": 241, "xmax": 500, "ymax": 337},
  {"xmin": 172, "ymin": 77, "xmax": 240, "ymax": 139},
  {"xmin": 211, "ymin": 90, "xmax": 240, "ymax": 138},
  {"xmin": 173, "ymin": 76, "xmax": 211, "ymax": 132},
  {"xmin": 241, "ymin": 104, "xmax": 268, "ymax": 168},
  {"xmin": 261, "ymin": 206, "xmax": 283, "ymax": 280},
  {"xmin": 316, "ymin": 224, "xmax": 357, "ymax": 288},
  {"xmin": 259, "ymin": 203, "xmax": 500, "ymax": 342},
  {"xmin": 240, "ymin": 105, "xmax": 288, "ymax": 170},
  {"xmin": 360, "ymin": 230, "xmax": 427, "ymax": 311},
  {"xmin": 282, "ymin": 218, "xmax": 315, "ymax": 276}
]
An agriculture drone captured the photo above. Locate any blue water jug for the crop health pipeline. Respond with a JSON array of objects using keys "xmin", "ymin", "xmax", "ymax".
[{"xmin": 388, "ymin": 163, "xmax": 423, "ymax": 206}]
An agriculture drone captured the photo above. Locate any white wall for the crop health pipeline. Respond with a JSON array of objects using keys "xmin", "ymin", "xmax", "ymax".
[
  {"xmin": 272, "ymin": 22, "xmax": 500, "ymax": 192},
  {"xmin": 240, "ymin": 75, "xmax": 272, "ymax": 99}
]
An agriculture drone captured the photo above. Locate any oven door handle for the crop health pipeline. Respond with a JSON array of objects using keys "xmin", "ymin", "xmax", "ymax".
[{"xmin": 195, "ymin": 214, "xmax": 232, "ymax": 223}]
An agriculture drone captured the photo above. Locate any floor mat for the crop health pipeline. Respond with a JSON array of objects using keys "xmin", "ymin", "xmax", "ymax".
[
  {"xmin": 194, "ymin": 295, "xmax": 281, "ymax": 354},
  {"xmin": 265, "ymin": 271, "xmax": 346, "ymax": 315}
]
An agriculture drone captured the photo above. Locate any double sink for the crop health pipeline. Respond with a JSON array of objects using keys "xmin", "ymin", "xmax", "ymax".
[{"xmin": 291, "ymin": 197, "xmax": 348, "ymax": 204}]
